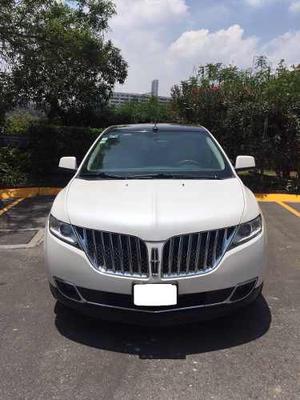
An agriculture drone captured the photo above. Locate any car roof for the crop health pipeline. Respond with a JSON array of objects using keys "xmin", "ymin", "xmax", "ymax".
[{"xmin": 108, "ymin": 123, "xmax": 207, "ymax": 133}]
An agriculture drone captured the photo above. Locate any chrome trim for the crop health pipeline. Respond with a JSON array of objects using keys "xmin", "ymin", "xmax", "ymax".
[
  {"xmin": 55, "ymin": 278, "xmax": 258, "ymax": 314},
  {"xmin": 54, "ymin": 277, "xmax": 259, "ymax": 314},
  {"xmin": 186, "ymin": 234, "xmax": 192, "ymax": 274},
  {"xmin": 100, "ymin": 231, "xmax": 106, "ymax": 265},
  {"xmin": 118, "ymin": 235, "xmax": 124, "ymax": 274},
  {"xmin": 177, "ymin": 236, "xmax": 183, "ymax": 275},
  {"xmin": 203, "ymin": 231, "xmax": 211, "ymax": 268},
  {"xmin": 72, "ymin": 225, "xmax": 237, "ymax": 279},
  {"xmin": 212, "ymin": 230, "xmax": 219, "ymax": 265},
  {"xmin": 161, "ymin": 226, "xmax": 236, "ymax": 278},
  {"xmin": 168, "ymin": 237, "xmax": 174, "ymax": 275},
  {"xmin": 150, "ymin": 247, "xmax": 160, "ymax": 276},
  {"xmin": 194, "ymin": 233, "xmax": 202, "ymax": 271},
  {"xmin": 229, "ymin": 278, "xmax": 258, "ymax": 303},
  {"xmin": 127, "ymin": 236, "xmax": 133, "ymax": 275},
  {"xmin": 54, "ymin": 278, "xmax": 86, "ymax": 304},
  {"xmin": 91, "ymin": 230, "xmax": 98, "ymax": 265},
  {"xmin": 136, "ymin": 237, "xmax": 142, "ymax": 275},
  {"xmin": 109, "ymin": 233, "xmax": 116, "ymax": 272},
  {"xmin": 74, "ymin": 227, "xmax": 150, "ymax": 278}
]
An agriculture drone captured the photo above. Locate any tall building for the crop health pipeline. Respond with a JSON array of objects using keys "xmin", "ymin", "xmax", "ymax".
[
  {"xmin": 110, "ymin": 80, "xmax": 170, "ymax": 107},
  {"xmin": 151, "ymin": 79, "xmax": 159, "ymax": 97}
]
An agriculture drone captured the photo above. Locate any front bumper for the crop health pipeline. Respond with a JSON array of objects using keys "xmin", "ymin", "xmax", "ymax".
[
  {"xmin": 50, "ymin": 281, "xmax": 263, "ymax": 325},
  {"xmin": 45, "ymin": 222, "xmax": 266, "ymax": 323}
]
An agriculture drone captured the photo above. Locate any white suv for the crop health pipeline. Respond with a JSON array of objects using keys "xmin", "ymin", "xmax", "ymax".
[{"xmin": 45, "ymin": 124, "xmax": 266, "ymax": 324}]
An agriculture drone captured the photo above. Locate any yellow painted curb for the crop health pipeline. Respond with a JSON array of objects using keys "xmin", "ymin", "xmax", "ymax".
[
  {"xmin": 1, "ymin": 188, "xmax": 300, "ymax": 220},
  {"xmin": 0, "ymin": 187, "xmax": 61, "ymax": 200},
  {"xmin": 1, "ymin": 188, "xmax": 300, "ymax": 202},
  {"xmin": 255, "ymin": 193, "xmax": 300, "ymax": 202},
  {"xmin": 0, "ymin": 197, "xmax": 25, "ymax": 217}
]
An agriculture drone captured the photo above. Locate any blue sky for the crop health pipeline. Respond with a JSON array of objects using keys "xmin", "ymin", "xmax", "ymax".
[
  {"xmin": 187, "ymin": 0, "xmax": 299, "ymax": 40},
  {"xmin": 110, "ymin": 0, "xmax": 300, "ymax": 95}
]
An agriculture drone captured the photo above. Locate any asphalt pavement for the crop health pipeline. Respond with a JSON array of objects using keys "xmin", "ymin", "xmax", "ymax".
[{"xmin": 0, "ymin": 199, "xmax": 299, "ymax": 400}]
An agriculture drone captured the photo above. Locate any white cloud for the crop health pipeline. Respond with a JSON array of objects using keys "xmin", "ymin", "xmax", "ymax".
[
  {"xmin": 245, "ymin": 0, "xmax": 269, "ymax": 6},
  {"xmin": 110, "ymin": 1, "xmax": 300, "ymax": 96},
  {"xmin": 169, "ymin": 26, "xmax": 300, "ymax": 86},
  {"xmin": 168, "ymin": 25, "xmax": 258, "ymax": 67},
  {"xmin": 112, "ymin": 0, "xmax": 189, "ymax": 28},
  {"xmin": 289, "ymin": 1, "xmax": 300, "ymax": 12},
  {"xmin": 244, "ymin": 0, "xmax": 280, "ymax": 6},
  {"xmin": 245, "ymin": 0, "xmax": 300, "ymax": 10},
  {"xmin": 263, "ymin": 31, "xmax": 300, "ymax": 64},
  {"xmin": 110, "ymin": 0, "xmax": 189, "ymax": 95}
]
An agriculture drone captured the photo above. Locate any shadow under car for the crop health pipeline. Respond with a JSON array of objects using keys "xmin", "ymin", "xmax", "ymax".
[{"xmin": 54, "ymin": 295, "xmax": 271, "ymax": 360}]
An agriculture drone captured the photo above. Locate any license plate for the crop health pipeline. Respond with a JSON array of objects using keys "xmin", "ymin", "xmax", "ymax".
[{"xmin": 133, "ymin": 284, "xmax": 177, "ymax": 306}]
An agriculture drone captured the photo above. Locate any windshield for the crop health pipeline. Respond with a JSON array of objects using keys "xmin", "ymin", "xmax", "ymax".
[{"xmin": 79, "ymin": 129, "xmax": 234, "ymax": 179}]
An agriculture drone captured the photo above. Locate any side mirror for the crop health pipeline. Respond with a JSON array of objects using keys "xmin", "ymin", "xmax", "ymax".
[
  {"xmin": 59, "ymin": 156, "xmax": 77, "ymax": 170},
  {"xmin": 235, "ymin": 155, "xmax": 255, "ymax": 171}
]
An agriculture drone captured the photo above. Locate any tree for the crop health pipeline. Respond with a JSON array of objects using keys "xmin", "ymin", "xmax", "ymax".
[
  {"xmin": 114, "ymin": 97, "xmax": 170, "ymax": 124},
  {"xmin": 4, "ymin": 109, "xmax": 41, "ymax": 134},
  {"xmin": 171, "ymin": 59, "xmax": 300, "ymax": 178},
  {"xmin": 0, "ymin": 0, "xmax": 127, "ymax": 121},
  {"xmin": 0, "ymin": 72, "xmax": 16, "ymax": 126}
]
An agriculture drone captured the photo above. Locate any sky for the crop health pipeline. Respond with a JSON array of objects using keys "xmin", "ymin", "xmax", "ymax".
[{"xmin": 109, "ymin": 0, "xmax": 300, "ymax": 95}]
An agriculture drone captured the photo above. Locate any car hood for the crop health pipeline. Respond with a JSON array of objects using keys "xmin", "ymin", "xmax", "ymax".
[{"xmin": 65, "ymin": 177, "xmax": 244, "ymax": 241}]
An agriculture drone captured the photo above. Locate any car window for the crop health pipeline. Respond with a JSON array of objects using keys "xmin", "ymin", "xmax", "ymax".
[{"xmin": 80, "ymin": 129, "xmax": 233, "ymax": 179}]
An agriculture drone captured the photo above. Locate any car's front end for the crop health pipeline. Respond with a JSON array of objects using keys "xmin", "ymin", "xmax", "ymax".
[{"xmin": 44, "ymin": 124, "xmax": 267, "ymax": 324}]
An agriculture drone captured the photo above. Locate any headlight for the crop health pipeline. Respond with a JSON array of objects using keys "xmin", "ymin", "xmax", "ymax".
[
  {"xmin": 230, "ymin": 215, "xmax": 262, "ymax": 248},
  {"xmin": 49, "ymin": 214, "xmax": 78, "ymax": 247}
]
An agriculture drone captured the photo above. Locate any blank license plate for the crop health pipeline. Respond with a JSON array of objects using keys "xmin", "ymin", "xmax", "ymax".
[{"xmin": 133, "ymin": 284, "xmax": 177, "ymax": 306}]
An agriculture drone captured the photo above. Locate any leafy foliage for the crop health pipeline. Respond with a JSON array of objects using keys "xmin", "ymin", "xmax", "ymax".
[
  {"xmin": 0, "ymin": 0, "xmax": 127, "ymax": 119},
  {"xmin": 0, "ymin": 124, "xmax": 103, "ymax": 187},
  {"xmin": 4, "ymin": 110, "xmax": 41, "ymax": 135},
  {"xmin": 0, "ymin": 72, "xmax": 15, "ymax": 125},
  {"xmin": 0, "ymin": 146, "xmax": 30, "ymax": 185},
  {"xmin": 113, "ymin": 97, "xmax": 170, "ymax": 124},
  {"xmin": 27, "ymin": 124, "xmax": 101, "ymax": 178},
  {"xmin": 171, "ymin": 58, "xmax": 300, "ymax": 178}
]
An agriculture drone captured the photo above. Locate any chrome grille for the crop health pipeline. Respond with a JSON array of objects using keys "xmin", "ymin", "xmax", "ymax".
[
  {"xmin": 161, "ymin": 227, "xmax": 236, "ymax": 277},
  {"xmin": 74, "ymin": 227, "xmax": 149, "ymax": 277}
]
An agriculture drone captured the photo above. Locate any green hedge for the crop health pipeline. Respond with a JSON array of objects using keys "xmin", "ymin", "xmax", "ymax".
[
  {"xmin": 27, "ymin": 125, "xmax": 101, "ymax": 177},
  {"xmin": 0, "ymin": 125, "xmax": 102, "ymax": 186},
  {"xmin": 0, "ymin": 123, "xmax": 299, "ymax": 192},
  {"xmin": 0, "ymin": 146, "xmax": 30, "ymax": 186}
]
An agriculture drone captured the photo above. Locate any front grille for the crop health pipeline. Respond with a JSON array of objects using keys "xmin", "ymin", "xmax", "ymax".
[
  {"xmin": 161, "ymin": 227, "xmax": 236, "ymax": 277},
  {"xmin": 74, "ymin": 227, "xmax": 149, "ymax": 277}
]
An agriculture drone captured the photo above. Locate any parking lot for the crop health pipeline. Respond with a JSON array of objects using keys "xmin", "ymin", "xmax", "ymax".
[{"xmin": 0, "ymin": 196, "xmax": 300, "ymax": 400}]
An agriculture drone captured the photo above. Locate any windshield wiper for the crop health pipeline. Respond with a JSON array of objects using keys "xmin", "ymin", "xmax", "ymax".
[
  {"xmin": 80, "ymin": 172, "xmax": 222, "ymax": 180},
  {"xmin": 125, "ymin": 173, "xmax": 176, "ymax": 179},
  {"xmin": 80, "ymin": 172, "xmax": 126, "ymax": 180},
  {"xmin": 124, "ymin": 173, "xmax": 221, "ymax": 180}
]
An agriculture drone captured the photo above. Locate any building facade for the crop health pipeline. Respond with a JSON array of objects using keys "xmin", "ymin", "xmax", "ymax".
[{"xmin": 110, "ymin": 80, "xmax": 170, "ymax": 107}]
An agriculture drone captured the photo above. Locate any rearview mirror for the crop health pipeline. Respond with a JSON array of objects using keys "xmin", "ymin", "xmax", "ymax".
[
  {"xmin": 235, "ymin": 155, "xmax": 255, "ymax": 171},
  {"xmin": 59, "ymin": 156, "xmax": 77, "ymax": 170}
]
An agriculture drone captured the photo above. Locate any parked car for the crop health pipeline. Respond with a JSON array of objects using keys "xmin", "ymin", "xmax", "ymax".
[{"xmin": 45, "ymin": 124, "xmax": 266, "ymax": 324}]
